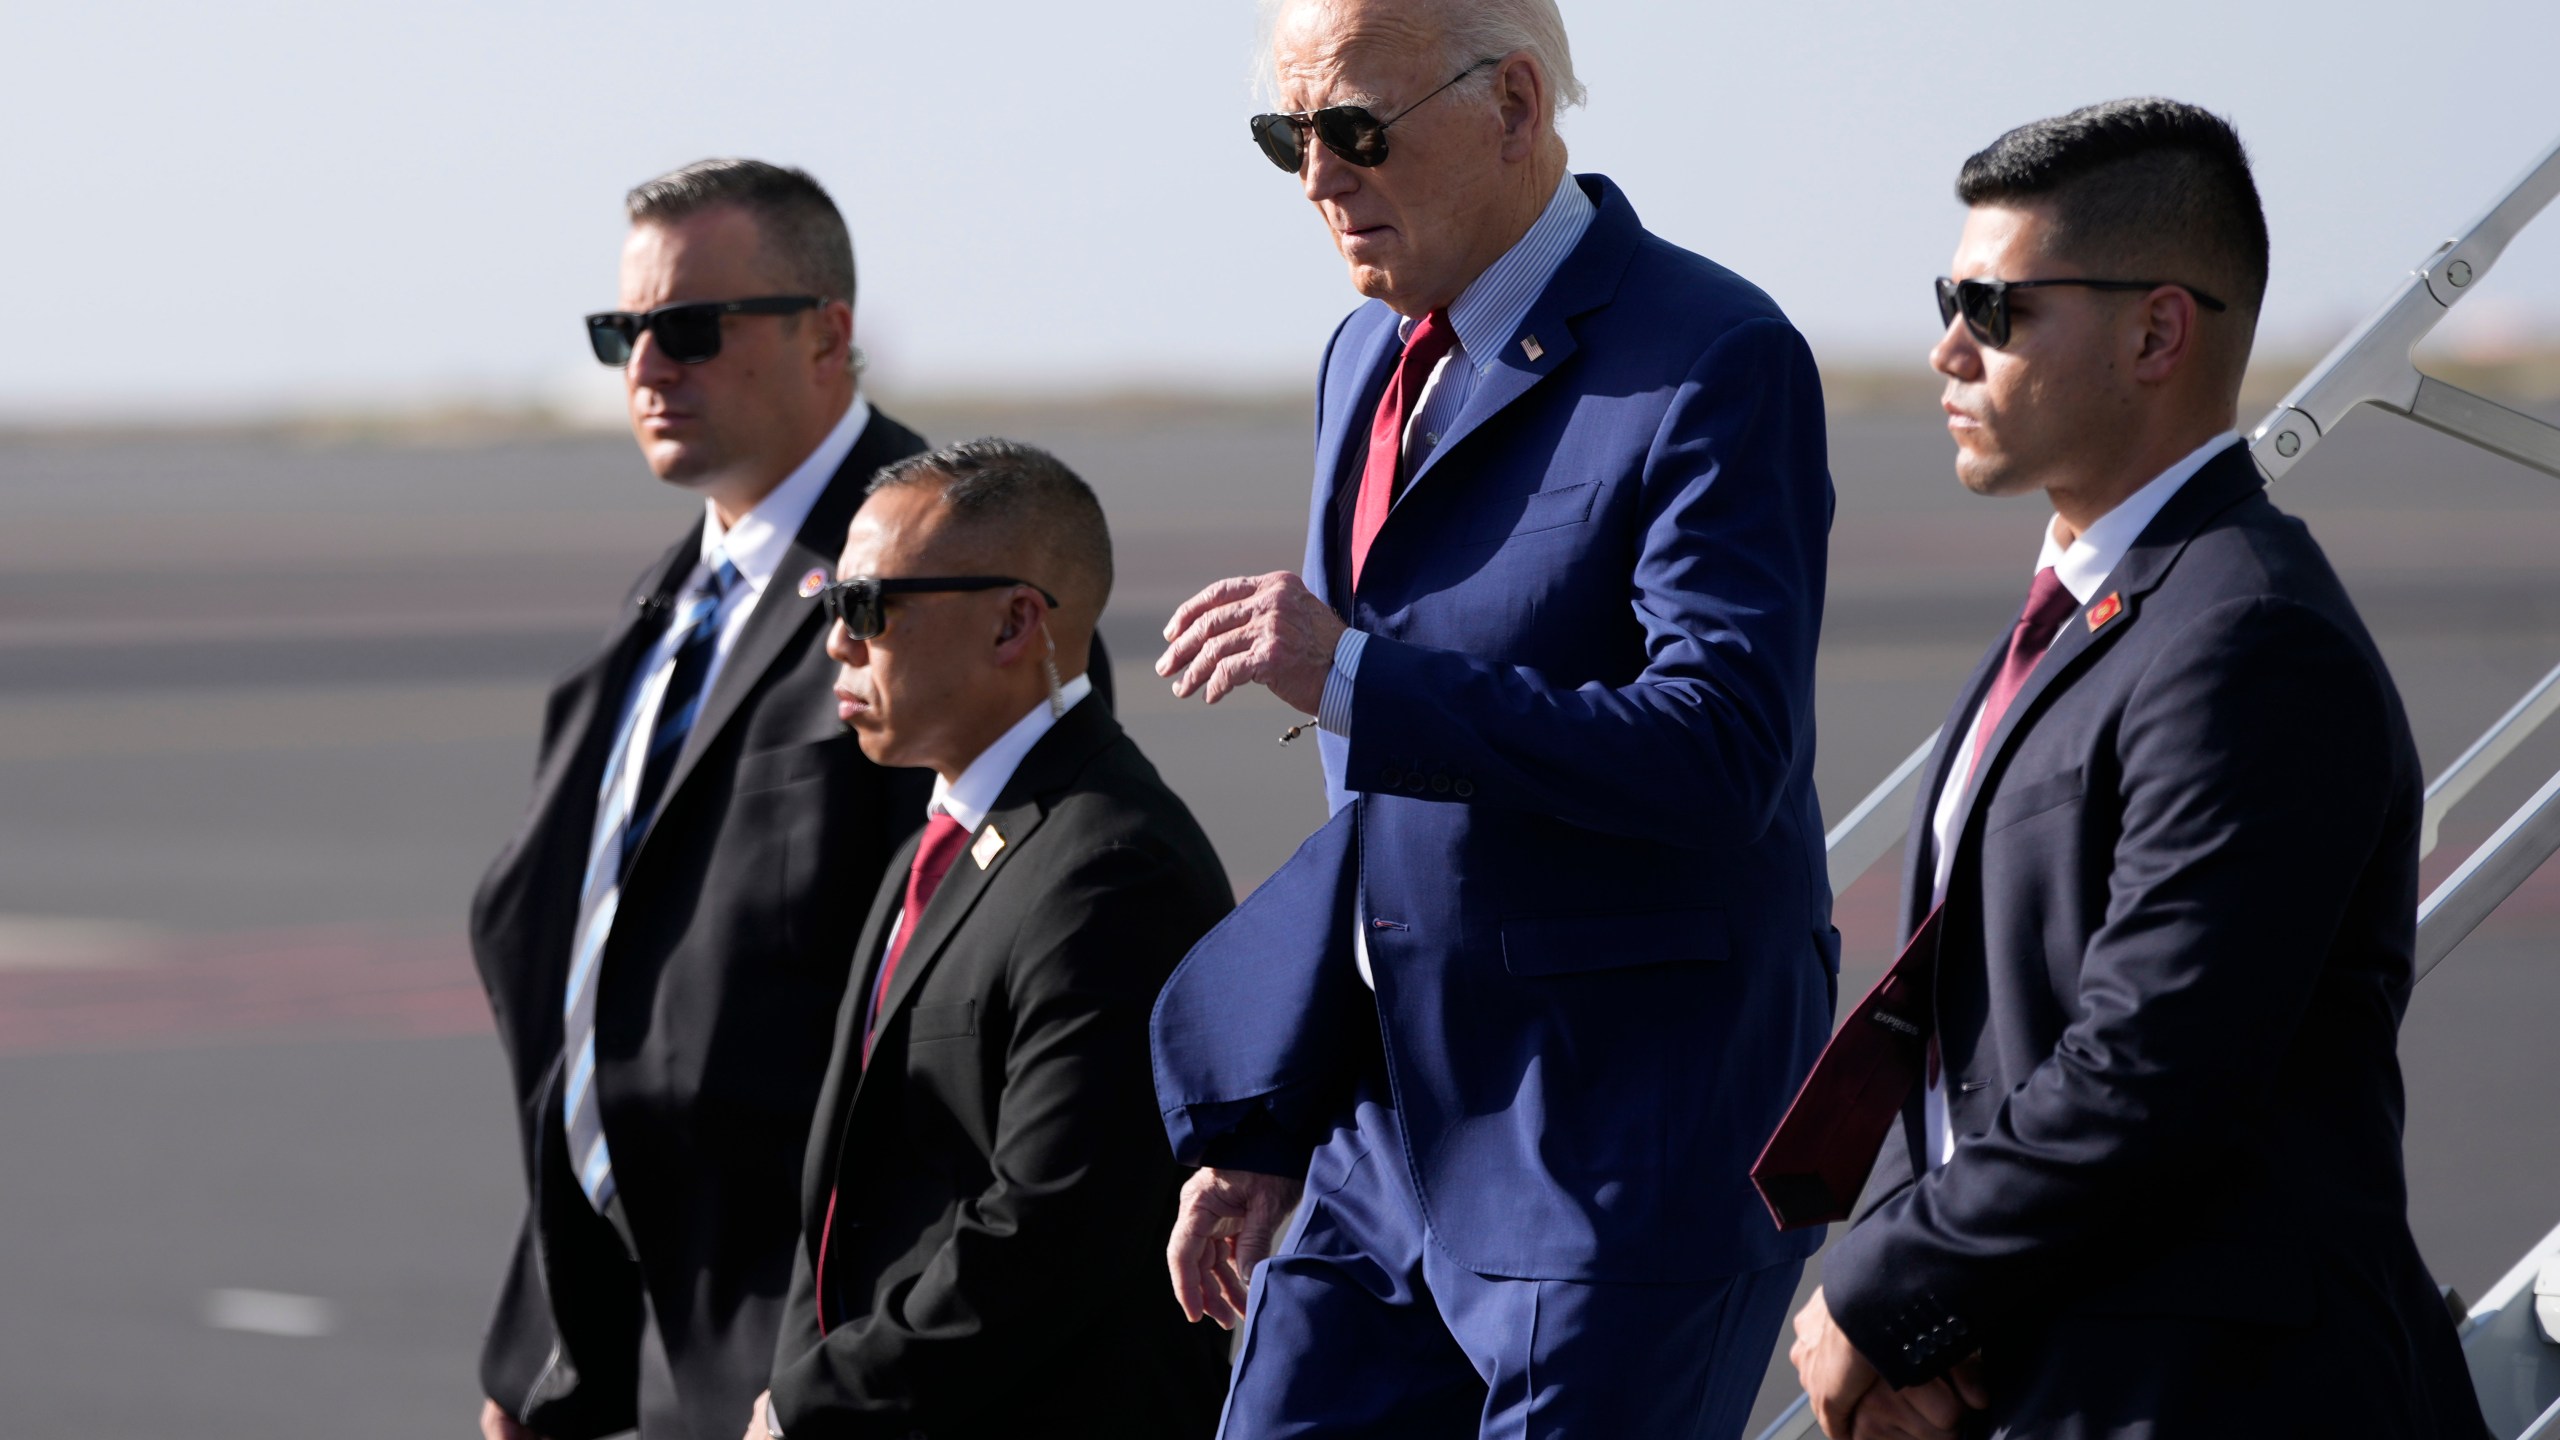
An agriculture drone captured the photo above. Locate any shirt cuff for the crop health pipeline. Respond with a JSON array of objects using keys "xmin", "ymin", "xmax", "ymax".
[{"xmin": 1318, "ymin": 629, "xmax": 1367, "ymax": 737}]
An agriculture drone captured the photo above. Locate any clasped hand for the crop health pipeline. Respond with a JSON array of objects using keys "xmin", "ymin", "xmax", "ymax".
[{"xmin": 1790, "ymin": 1288, "xmax": 1987, "ymax": 1440}]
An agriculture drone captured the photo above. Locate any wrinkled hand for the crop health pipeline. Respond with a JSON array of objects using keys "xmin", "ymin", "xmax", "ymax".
[
  {"xmin": 1165, "ymin": 1167, "xmax": 1305, "ymax": 1329},
  {"xmin": 741, "ymin": 1389, "xmax": 776, "ymax": 1440},
  {"xmin": 480, "ymin": 1398, "xmax": 547, "ymax": 1440},
  {"xmin": 1157, "ymin": 572, "xmax": 1345, "ymax": 714}
]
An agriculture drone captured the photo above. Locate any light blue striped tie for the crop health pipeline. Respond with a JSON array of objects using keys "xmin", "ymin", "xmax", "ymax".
[{"xmin": 562, "ymin": 557, "xmax": 740, "ymax": 1212}]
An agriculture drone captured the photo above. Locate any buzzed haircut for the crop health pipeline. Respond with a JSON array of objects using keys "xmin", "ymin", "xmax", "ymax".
[
  {"xmin": 868, "ymin": 438, "xmax": 1115, "ymax": 621},
  {"xmin": 626, "ymin": 158, "xmax": 857, "ymax": 306},
  {"xmin": 1957, "ymin": 98, "xmax": 2270, "ymax": 317}
]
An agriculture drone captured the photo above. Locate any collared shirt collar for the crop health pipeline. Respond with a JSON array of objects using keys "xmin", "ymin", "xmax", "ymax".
[
  {"xmin": 695, "ymin": 392, "xmax": 873, "ymax": 590},
  {"xmin": 929, "ymin": 671, "xmax": 1095, "ymax": 834},
  {"xmin": 1396, "ymin": 173, "xmax": 1596, "ymax": 364},
  {"xmin": 2036, "ymin": 431, "xmax": 2242, "ymax": 604}
]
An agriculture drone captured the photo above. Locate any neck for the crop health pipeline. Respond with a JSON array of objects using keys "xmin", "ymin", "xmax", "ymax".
[
  {"xmin": 1403, "ymin": 152, "xmax": 1567, "ymax": 316},
  {"xmin": 928, "ymin": 678, "xmax": 1062, "ymax": 787},
  {"xmin": 2044, "ymin": 409, "xmax": 2232, "ymax": 544},
  {"xmin": 706, "ymin": 382, "xmax": 858, "ymax": 529}
]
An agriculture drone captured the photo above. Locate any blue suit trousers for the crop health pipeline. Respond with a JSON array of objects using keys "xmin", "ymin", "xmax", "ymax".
[{"xmin": 1219, "ymin": 1087, "xmax": 1798, "ymax": 1440}]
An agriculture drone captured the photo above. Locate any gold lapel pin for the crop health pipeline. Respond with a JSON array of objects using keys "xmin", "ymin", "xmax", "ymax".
[
  {"xmin": 2087, "ymin": 592, "xmax": 2123, "ymax": 630},
  {"xmin": 971, "ymin": 825, "xmax": 1006, "ymax": 870},
  {"xmin": 1520, "ymin": 335, "xmax": 1545, "ymax": 362}
]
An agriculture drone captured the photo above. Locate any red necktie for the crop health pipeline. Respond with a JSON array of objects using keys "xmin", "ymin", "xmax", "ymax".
[
  {"xmin": 863, "ymin": 811, "xmax": 971, "ymax": 1068},
  {"xmin": 1348, "ymin": 308, "xmax": 1457, "ymax": 592},
  {"xmin": 1750, "ymin": 568, "xmax": 2081, "ymax": 1230},
  {"xmin": 818, "ymin": 810, "xmax": 973, "ymax": 1334},
  {"xmin": 1967, "ymin": 565, "xmax": 2079, "ymax": 772}
]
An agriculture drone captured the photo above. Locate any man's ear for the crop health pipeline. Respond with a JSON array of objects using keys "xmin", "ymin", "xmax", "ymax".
[
  {"xmin": 991, "ymin": 591, "xmax": 1045, "ymax": 660},
  {"xmin": 1496, "ymin": 56, "xmax": 1546, "ymax": 162},
  {"xmin": 2130, "ymin": 286, "xmax": 2200, "ymax": 385}
]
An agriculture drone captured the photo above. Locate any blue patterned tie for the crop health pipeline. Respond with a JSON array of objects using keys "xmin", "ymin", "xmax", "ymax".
[{"xmin": 562, "ymin": 557, "xmax": 741, "ymax": 1212}]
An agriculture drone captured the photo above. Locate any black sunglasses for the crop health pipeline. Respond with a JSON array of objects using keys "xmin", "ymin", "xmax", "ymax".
[
  {"xmin": 1935, "ymin": 276, "xmax": 2229, "ymax": 349},
  {"xmin": 585, "ymin": 295, "xmax": 821, "ymax": 366},
  {"xmin": 1250, "ymin": 57, "xmax": 1498, "ymax": 173},
  {"xmin": 818, "ymin": 575, "xmax": 1059, "ymax": 640}
]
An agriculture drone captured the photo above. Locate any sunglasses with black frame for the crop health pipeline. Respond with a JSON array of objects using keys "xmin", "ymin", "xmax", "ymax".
[
  {"xmin": 585, "ymin": 295, "xmax": 822, "ymax": 366},
  {"xmin": 1935, "ymin": 275, "xmax": 2229, "ymax": 350},
  {"xmin": 817, "ymin": 575, "xmax": 1060, "ymax": 641},
  {"xmin": 1249, "ymin": 56, "xmax": 1499, "ymax": 174}
]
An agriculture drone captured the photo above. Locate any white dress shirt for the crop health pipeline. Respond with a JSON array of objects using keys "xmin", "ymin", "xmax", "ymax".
[
  {"xmin": 1919, "ymin": 431, "xmax": 2240, "ymax": 1168},
  {"xmin": 875, "ymin": 673, "xmax": 1095, "ymax": 959}
]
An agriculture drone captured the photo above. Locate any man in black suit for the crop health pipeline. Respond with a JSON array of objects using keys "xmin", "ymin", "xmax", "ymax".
[
  {"xmin": 1781, "ymin": 102, "xmax": 2489, "ymax": 1438},
  {"xmin": 748, "ymin": 439, "xmax": 1232, "ymax": 1440},
  {"xmin": 473, "ymin": 161, "xmax": 1120, "ymax": 1440}
]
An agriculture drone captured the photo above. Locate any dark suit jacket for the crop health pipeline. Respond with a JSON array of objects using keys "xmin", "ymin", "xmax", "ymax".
[
  {"xmin": 471, "ymin": 409, "xmax": 940, "ymax": 1440},
  {"xmin": 1825, "ymin": 446, "xmax": 2487, "ymax": 1436},
  {"xmin": 769, "ymin": 697, "xmax": 1234, "ymax": 1440},
  {"xmin": 1152, "ymin": 173, "xmax": 1837, "ymax": 1284}
]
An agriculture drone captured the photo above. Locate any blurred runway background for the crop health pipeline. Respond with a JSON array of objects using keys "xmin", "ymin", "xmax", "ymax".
[{"xmin": 5, "ymin": 389, "xmax": 2560, "ymax": 1434}]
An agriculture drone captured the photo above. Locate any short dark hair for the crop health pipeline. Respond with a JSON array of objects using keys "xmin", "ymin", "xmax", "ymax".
[
  {"xmin": 626, "ymin": 158, "xmax": 857, "ymax": 306},
  {"xmin": 1957, "ymin": 98, "xmax": 2269, "ymax": 317},
  {"xmin": 868, "ymin": 438, "xmax": 1115, "ymax": 622}
]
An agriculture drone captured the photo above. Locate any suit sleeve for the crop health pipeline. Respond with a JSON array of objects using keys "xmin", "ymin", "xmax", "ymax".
[
  {"xmin": 768, "ymin": 841, "xmax": 1215, "ymax": 1436},
  {"xmin": 1823, "ymin": 597, "xmax": 2404, "ymax": 1386},
  {"xmin": 1341, "ymin": 315, "xmax": 1831, "ymax": 848}
]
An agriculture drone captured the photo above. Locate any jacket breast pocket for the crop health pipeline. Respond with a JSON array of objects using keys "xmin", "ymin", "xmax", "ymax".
[
  {"xmin": 1457, "ymin": 481, "xmax": 1601, "ymax": 550},
  {"xmin": 1501, "ymin": 906, "xmax": 1727, "ymax": 977},
  {"xmin": 906, "ymin": 1001, "xmax": 976, "ymax": 1043},
  {"xmin": 1986, "ymin": 766, "xmax": 2084, "ymax": 833}
]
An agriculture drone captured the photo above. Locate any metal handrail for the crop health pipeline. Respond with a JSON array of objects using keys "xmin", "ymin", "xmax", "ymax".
[{"xmin": 1766, "ymin": 132, "xmax": 2560, "ymax": 1440}]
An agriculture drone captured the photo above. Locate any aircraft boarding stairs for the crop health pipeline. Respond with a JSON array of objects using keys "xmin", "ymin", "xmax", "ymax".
[{"xmin": 1759, "ymin": 131, "xmax": 2560, "ymax": 1439}]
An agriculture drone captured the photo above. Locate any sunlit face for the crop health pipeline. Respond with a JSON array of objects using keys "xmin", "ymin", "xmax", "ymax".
[
  {"xmin": 825, "ymin": 485, "xmax": 1017, "ymax": 774},
  {"xmin": 615, "ymin": 206, "xmax": 830, "ymax": 490},
  {"xmin": 1270, "ymin": 0, "xmax": 1512, "ymax": 313},
  {"xmin": 1930, "ymin": 203, "xmax": 2139, "ymax": 499}
]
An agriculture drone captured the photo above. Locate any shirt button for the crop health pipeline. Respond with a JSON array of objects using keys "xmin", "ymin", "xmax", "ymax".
[{"xmin": 1422, "ymin": 431, "xmax": 1440, "ymax": 447}]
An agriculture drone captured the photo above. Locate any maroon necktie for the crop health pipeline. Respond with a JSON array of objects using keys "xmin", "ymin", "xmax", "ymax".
[
  {"xmin": 863, "ymin": 811, "xmax": 971, "ymax": 1068},
  {"xmin": 1751, "ymin": 567, "xmax": 2081, "ymax": 1230},
  {"xmin": 818, "ymin": 810, "xmax": 973, "ymax": 1334},
  {"xmin": 1348, "ymin": 307, "xmax": 1456, "ymax": 591}
]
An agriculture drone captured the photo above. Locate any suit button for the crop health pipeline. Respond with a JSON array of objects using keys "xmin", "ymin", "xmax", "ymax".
[
  {"xmin": 1453, "ymin": 779, "xmax": 1475, "ymax": 798},
  {"xmin": 1380, "ymin": 767, "xmax": 1403, "ymax": 788},
  {"xmin": 1430, "ymin": 774, "xmax": 1450, "ymax": 794},
  {"xmin": 1405, "ymin": 774, "xmax": 1427, "ymax": 794}
]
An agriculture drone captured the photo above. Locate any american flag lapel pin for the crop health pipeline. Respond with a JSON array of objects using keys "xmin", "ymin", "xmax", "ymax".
[
  {"xmin": 2087, "ymin": 592, "xmax": 2123, "ymax": 631},
  {"xmin": 1520, "ymin": 334, "xmax": 1545, "ymax": 362}
]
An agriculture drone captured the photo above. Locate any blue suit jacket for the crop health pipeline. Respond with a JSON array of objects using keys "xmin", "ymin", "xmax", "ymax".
[
  {"xmin": 1152, "ymin": 175, "xmax": 1837, "ymax": 1283},
  {"xmin": 1824, "ymin": 448, "xmax": 2484, "ymax": 1434}
]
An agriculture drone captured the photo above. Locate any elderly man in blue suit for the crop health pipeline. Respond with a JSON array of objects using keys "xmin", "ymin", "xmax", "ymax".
[{"xmin": 1149, "ymin": 1, "xmax": 1836, "ymax": 1434}]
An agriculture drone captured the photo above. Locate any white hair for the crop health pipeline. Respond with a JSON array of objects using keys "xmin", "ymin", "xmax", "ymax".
[{"xmin": 1256, "ymin": 0, "xmax": 1587, "ymax": 122}]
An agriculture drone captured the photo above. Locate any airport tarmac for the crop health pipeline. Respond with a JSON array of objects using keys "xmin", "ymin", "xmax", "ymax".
[{"xmin": 3, "ymin": 398, "xmax": 2557, "ymax": 1435}]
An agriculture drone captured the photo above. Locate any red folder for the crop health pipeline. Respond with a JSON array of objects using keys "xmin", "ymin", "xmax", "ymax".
[{"xmin": 1750, "ymin": 907, "xmax": 1942, "ymax": 1230}]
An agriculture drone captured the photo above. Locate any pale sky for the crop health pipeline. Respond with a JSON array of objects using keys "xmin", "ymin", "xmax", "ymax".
[{"xmin": 7, "ymin": 1, "xmax": 2557, "ymax": 420}]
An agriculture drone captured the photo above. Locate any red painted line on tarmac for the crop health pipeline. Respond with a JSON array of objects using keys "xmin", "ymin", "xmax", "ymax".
[{"xmin": 0, "ymin": 924, "xmax": 490, "ymax": 1055}]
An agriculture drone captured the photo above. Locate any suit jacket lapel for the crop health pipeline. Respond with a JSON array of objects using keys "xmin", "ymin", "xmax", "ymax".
[
  {"xmin": 853, "ymin": 702, "xmax": 1124, "ymax": 1100},
  {"xmin": 1950, "ymin": 445, "xmax": 2264, "ymax": 844},
  {"xmin": 805, "ymin": 835, "xmax": 917, "ymax": 1224},
  {"xmin": 1399, "ymin": 175, "xmax": 1637, "ymax": 501},
  {"xmin": 1306, "ymin": 318, "xmax": 1402, "ymax": 611}
]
